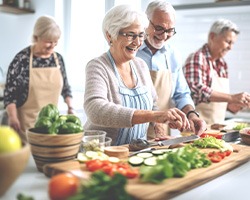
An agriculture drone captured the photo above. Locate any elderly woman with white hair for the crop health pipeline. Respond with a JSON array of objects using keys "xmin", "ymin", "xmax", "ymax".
[
  {"xmin": 183, "ymin": 18, "xmax": 250, "ymax": 125},
  {"xmin": 4, "ymin": 15, "xmax": 73, "ymax": 141},
  {"xmin": 84, "ymin": 4, "xmax": 190, "ymax": 145}
]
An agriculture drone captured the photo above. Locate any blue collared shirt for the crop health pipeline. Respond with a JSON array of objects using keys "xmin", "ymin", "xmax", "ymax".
[{"xmin": 137, "ymin": 42, "xmax": 194, "ymax": 110}]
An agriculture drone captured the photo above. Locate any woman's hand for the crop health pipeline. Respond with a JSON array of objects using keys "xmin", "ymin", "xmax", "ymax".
[
  {"xmin": 157, "ymin": 108, "xmax": 190, "ymax": 132},
  {"xmin": 8, "ymin": 115, "xmax": 21, "ymax": 133}
]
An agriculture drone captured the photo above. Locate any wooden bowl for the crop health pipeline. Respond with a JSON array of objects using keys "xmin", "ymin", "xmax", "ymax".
[
  {"xmin": 239, "ymin": 128, "xmax": 250, "ymax": 145},
  {"xmin": 27, "ymin": 129, "xmax": 84, "ymax": 172},
  {"xmin": 104, "ymin": 146, "xmax": 129, "ymax": 159},
  {"xmin": 0, "ymin": 141, "xmax": 30, "ymax": 196}
]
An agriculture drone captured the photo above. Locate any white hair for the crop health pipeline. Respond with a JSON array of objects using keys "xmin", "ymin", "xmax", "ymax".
[
  {"xmin": 32, "ymin": 15, "xmax": 61, "ymax": 43},
  {"xmin": 146, "ymin": 0, "xmax": 176, "ymax": 21},
  {"xmin": 209, "ymin": 18, "xmax": 240, "ymax": 35},
  {"xmin": 102, "ymin": 4, "xmax": 148, "ymax": 42}
]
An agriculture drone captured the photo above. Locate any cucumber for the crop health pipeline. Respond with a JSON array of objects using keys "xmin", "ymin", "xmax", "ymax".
[
  {"xmin": 77, "ymin": 152, "xmax": 88, "ymax": 163},
  {"xmin": 85, "ymin": 151, "xmax": 98, "ymax": 159},
  {"xmin": 108, "ymin": 156, "xmax": 120, "ymax": 163},
  {"xmin": 152, "ymin": 150, "xmax": 164, "ymax": 156},
  {"xmin": 144, "ymin": 157, "xmax": 157, "ymax": 166},
  {"xmin": 128, "ymin": 156, "xmax": 144, "ymax": 166},
  {"xmin": 136, "ymin": 152, "xmax": 153, "ymax": 158}
]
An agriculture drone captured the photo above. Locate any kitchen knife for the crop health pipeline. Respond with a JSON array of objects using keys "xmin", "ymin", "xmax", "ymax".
[{"xmin": 155, "ymin": 134, "xmax": 199, "ymax": 146}]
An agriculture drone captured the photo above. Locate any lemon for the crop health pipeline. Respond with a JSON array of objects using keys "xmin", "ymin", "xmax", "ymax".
[{"xmin": 0, "ymin": 126, "xmax": 22, "ymax": 153}]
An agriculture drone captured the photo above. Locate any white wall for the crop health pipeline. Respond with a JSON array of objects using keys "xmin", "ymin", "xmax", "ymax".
[{"xmin": 0, "ymin": 0, "xmax": 58, "ymax": 83}]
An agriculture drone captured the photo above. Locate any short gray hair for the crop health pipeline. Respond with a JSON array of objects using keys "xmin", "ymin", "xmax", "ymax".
[
  {"xmin": 146, "ymin": 0, "xmax": 176, "ymax": 21},
  {"xmin": 209, "ymin": 18, "xmax": 240, "ymax": 35},
  {"xmin": 102, "ymin": 4, "xmax": 148, "ymax": 42},
  {"xmin": 32, "ymin": 15, "xmax": 61, "ymax": 43}
]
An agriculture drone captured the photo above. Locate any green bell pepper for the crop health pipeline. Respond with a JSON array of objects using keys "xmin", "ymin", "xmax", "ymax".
[
  {"xmin": 34, "ymin": 116, "xmax": 52, "ymax": 133},
  {"xmin": 38, "ymin": 104, "xmax": 59, "ymax": 122},
  {"xmin": 59, "ymin": 122, "xmax": 83, "ymax": 134},
  {"xmin": 48, "ymin": 116, "xmax": 67, "ymax": 134},
  {"xmin": 65, "ymin": 114, "xmax": 82, "ymax": 125}
]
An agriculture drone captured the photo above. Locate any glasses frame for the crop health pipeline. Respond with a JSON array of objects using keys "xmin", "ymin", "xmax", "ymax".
[
  {"xmin": 149, "ymin": 20, "xmax": 176, "ymax": 36},
  {"xmin": 119, "ymin": 32, "xmax": 146, "ymax": 42}
]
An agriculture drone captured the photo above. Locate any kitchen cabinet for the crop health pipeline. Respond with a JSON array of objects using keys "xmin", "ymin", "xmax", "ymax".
[
  {"xmin": 174, "ymin": 1, "xmax": 250, "ymax": 10},
  {"xmin": 0, "ymin": 4, "xmax": 34, "ymax": 14}
]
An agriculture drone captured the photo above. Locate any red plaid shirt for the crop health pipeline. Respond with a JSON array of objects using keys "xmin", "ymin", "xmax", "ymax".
[{"xmin": 183, "ymin": 44, "xmax": 228, "ymax": 105}]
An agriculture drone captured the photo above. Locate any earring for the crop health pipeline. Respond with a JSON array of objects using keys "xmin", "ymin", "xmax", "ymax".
[{"xmin": 110, "ymin": 41, "xmax": 113, "ymax": 46}]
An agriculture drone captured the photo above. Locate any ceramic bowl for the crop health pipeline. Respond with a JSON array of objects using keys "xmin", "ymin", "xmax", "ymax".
[
  {"xmin": 27, "ymin": 129, "xmax": 84, "ymax": 172},
  {"xmin": 0, "ymin": 141, "xmax": 30, "ymax": 196},
  {"xmin": 239, "ymin": 128, "xmax": 250, "ymax": 145}
]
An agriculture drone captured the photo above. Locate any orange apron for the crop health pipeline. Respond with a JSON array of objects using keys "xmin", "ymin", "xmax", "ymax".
[
  {"xmin": 17, "ymin": 46, "xmax": 63, "ymax": 140},
  {"xmin": 147, "ymin": 56, "xmax": 172, "ymax": 140},
  {"xmin": 196, "ymin": 65, "xmax": 229, "ymax": 125}
]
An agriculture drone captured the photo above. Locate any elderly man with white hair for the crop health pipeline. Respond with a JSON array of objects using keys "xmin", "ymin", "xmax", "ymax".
[
  {"xmin": 137, "ymin": 0, "xmax": 206, "ymax": 139},
  {"xmin": 183, "ymin": 18, "xmax": 250, "ymax": 125}
]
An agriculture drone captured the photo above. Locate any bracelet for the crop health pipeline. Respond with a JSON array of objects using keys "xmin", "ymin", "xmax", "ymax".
[{"xmin": 186, "ymin": 110, "xmax": 199, "ymax": 119}]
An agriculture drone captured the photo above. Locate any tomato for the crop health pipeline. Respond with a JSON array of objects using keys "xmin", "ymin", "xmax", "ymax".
[
  {"xmin": 125, "ymin": 168, "xmax": 139, "ymax": 179},
  {"xmin": 102, "ymin": 165, "xmax": 114, "ymax": 175},
  {"xmin": 87, "ymin": 159, "xmax": 104, "ymax": 172},
  {"xmin": 48, "ymin": 173, "xmax": 79, "ymax": 200},
  {"xmin": 224, "ymin": 150, "xmax": 232, "ymax": 156},
  {"xmin": 210, "ymin": 155, "xmax": 222, "ymax": 163},
  {"xmin": 217, "ymin": 151, "xmax": 226, "ymax": 159}
]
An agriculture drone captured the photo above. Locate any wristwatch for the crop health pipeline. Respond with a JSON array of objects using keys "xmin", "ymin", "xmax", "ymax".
[{"xmin": 186, "ymin": 110, "xmax": 199, "ymax": 118}]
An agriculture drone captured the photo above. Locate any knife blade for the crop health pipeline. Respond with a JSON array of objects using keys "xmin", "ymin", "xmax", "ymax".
[{"xmin": 157, "ymin": 134, "xmax": 199, "ymax": 146}]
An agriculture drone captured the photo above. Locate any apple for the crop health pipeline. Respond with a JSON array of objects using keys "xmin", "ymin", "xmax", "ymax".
[{"xmin": 0, "ymin": 126, "xmax": 22, "ymax": 153}]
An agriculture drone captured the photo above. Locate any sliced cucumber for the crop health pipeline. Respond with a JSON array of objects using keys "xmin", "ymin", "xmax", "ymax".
[
  {"xmin": 108, "ymin": 156, "xmax": 120, "ymax": 163},
  {"xmin": 128, "ymin": 156, "xmax": 144, "ymax": 166},
  {"xmin": 85, "ymin": 151, "xmax": 99, "ymax": 159},
  {"xmin": 77, "ymin": 152, "xmax": 89, "ymax": 163},
  {"xmin": 136, "ymin": 152, "xmax": 153, "ymax": 158},
  {"xmin": 144, "ymin": 157, "xmax": 157, "ymax": 166},
  {"xmin": 152, "ymin": 149, "xmax": 164, "ymax": 156}
]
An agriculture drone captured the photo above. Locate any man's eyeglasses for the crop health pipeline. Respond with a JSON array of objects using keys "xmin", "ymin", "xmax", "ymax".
[
  {"xmin": 150, "ymin": 20, "xmax": 176, "ymax": 36},
  {"xmin": 119, "ymin": 32, "xmax": 146, "ymax": 41}
]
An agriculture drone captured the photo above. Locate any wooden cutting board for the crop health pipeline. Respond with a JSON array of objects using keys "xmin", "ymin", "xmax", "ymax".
[{"xmin": 43, "ymin": 144, "xmax": 250, "ymax": 200}]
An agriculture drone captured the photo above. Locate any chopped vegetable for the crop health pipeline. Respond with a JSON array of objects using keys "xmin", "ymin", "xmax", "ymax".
[
  {"xmin": 17, "ymin": 193, "xmax": 34, "ymax": 200},
  {"xmin": 233, "ymin": 123, "xmax": 248, "ymax": 131},
  {"xmin": 68, "ymin": 171, "xmax": 135, "ymax": 200},
  {"xmin": 192, "ymin": 136, "xmax": 233, "ymax": 151},
  {"xmin": 139, "ymin": 145, "xmax": 211, "ymax": 183}
]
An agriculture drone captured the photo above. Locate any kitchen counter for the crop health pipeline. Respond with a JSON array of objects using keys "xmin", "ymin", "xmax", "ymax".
[{"xmin": 1, "ymin": 145, "xmax": 250, "ymax": 200}]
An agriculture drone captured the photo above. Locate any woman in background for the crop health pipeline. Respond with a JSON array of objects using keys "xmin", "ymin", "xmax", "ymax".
[
  {"xmin": 84, "ymin": 4, "xmax": 190, "ymax": 145},
  {"xmin": 4, "ymin": 15, "xmax": 74, "ymax": 140}
]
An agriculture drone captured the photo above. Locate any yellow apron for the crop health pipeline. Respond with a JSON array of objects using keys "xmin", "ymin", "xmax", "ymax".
[
  {"xmin": 147, "ymin": 57, "xmax": 172, "ymax": 140},
  {"xmin": 196, "ymin": 65, "xmax": 229, "ymax": 125},
  {"xmin": 17, "ymin": 46, "xmax": 63, "ymax": 140}
]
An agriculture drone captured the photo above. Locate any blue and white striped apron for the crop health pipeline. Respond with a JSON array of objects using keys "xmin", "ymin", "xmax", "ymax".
[{"xmin": 107, "ymin": 51, "xmax": 153, "ymax": 145}]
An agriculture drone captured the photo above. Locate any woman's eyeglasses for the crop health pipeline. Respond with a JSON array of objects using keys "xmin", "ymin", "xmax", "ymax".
[
  {"xmin": 150, "ymin": 20, "xmax": 176, "ymax": 36},
  {"xmin": 119, "ymin": 32, "xmax": 146, "ymax": 41}
]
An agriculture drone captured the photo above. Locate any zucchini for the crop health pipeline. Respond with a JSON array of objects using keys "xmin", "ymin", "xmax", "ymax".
[
  {"xmin": 144, "ymin": 157, "xmax": 157, "ymax": 166},
  {"xmin": 152, "ymin": 150, "xmax": 164, "ymax": 156},
  {"xmin": 77, "ymin": 152, "xmax": 88, "ymax": 163},
  {"xmin": 128, "ymin": 156, "xmax": 144, "ymax": 166},
  {"xmin": 108, "ymin": 156, "xmax": 120, "ymax": 163},
  {"xmin": 136, "ymin": 152, "xmax": 153, "ymax": 158}
]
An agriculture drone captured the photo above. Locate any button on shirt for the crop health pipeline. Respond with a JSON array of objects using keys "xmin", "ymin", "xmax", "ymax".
[
  {"xmin": 137, "ymin": 42, "xmax": 194, "ymax": 110},
  {"xmin": 183, "ymin": 44, "xmax": 228, "ymax": 105}
]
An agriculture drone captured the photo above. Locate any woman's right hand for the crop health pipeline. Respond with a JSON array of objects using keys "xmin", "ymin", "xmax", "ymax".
[
  {"xmin": 8, "ymin": 115, "xmax": 21, "ymax": 133},
  {"xmin": 157, "ymin": 108, "xmax": 190, "ymax": 132}
]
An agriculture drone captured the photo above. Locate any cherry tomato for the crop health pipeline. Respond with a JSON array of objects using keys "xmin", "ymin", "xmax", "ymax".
[
  {"xmin": 48, "ymin": 173, "xmax": 79, "ymax": 200},
  {"xmin": 224, "ymin": 150, "xmax": 232, "ymax": 156},
  {"xmin": 87, "ymin": 159, "xmax": 104, "ymax": 172},
  {"xmin": 210, "ymin": 155, "xmax": 222, "ymax": 163},
  {"xmin": 125, "ymin": 168, "xmax": 139, "ymax": 179}
]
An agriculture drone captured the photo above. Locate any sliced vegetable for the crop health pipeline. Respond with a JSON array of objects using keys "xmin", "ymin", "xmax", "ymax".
[
  {"xmin": 136, "ymin": 152, "xmax": 153, "ymax": 158},
  {"xmin": 144, "ymin": 157, "xmax": 157, "ymax": 166},
  {"xmin": 128, "ymin": 156, "xmax": 144, "ymax": 166}
]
